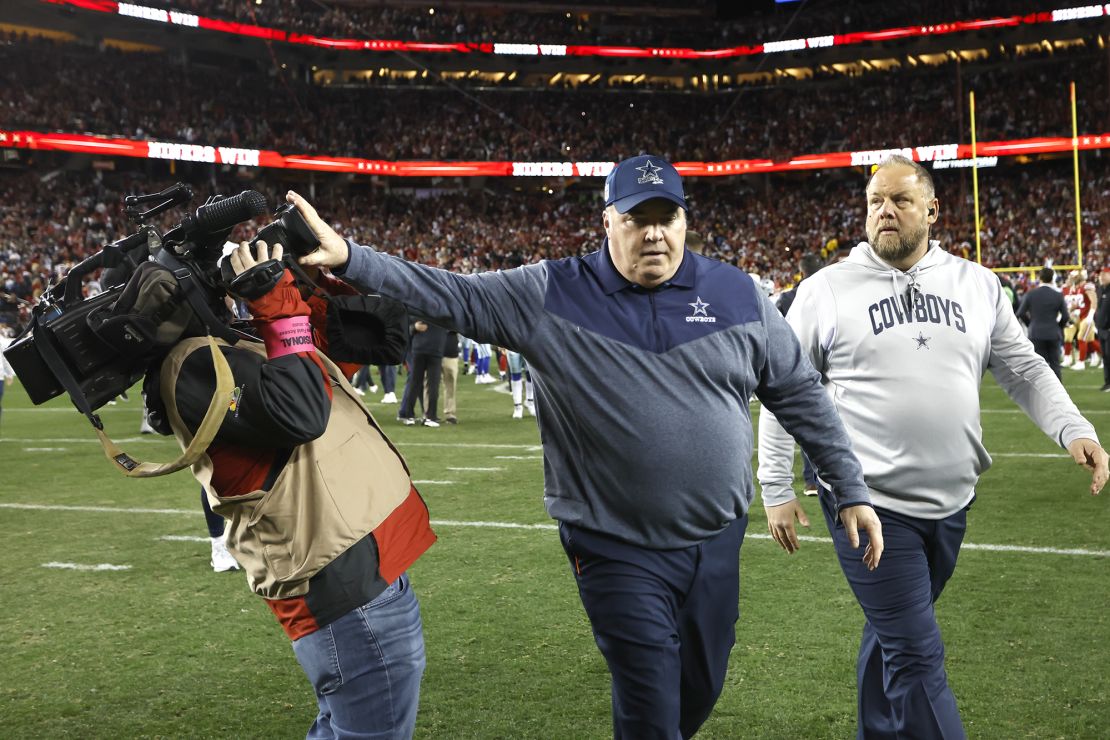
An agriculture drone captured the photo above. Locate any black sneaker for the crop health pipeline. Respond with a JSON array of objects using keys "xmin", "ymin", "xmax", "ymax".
[
  {"xmin": 444, "ymin": 417, "xmax": 458, "ymax": 425},
  {"xmin": 1101, "ymin": 383, "xmax": 1110, "ymax": 392}
]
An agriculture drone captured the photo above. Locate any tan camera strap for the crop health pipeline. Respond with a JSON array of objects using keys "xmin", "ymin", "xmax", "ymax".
[{"xmin": 95, "ymin": 336, "xmax": 234, "ymax": 477}]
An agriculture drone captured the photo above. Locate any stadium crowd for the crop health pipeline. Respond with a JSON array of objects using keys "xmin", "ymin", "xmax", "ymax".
[
  {"xmin": 138, "ymin": 0, "xmax": 1056, "ymax": 49},
  {"xmin": 3, "ymin": 160, "xmax": 1106, "ymax": 333},
  {"xmin": 2, "ymin": 35, "xmax": 1105, "ymax": 164}
]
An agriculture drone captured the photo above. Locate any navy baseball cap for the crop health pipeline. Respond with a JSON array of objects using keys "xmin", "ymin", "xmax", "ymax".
[{"xmin": 604, "ymin": 154, "xmax": 687, "ymax": 213}]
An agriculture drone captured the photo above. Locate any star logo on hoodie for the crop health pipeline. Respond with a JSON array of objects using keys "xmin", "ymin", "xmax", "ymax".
[{"xmin": 914, "ymin": 332, "xmax": 931, "ymax": 349}]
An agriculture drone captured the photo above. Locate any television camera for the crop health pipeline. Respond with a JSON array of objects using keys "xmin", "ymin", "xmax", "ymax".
[{"xmin": 0, "ymin": 183, "xmax": 322, "ymax": 419}]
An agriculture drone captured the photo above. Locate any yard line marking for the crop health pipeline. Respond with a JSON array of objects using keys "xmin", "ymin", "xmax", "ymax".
[
  {"xmin": 413, "ymin": 480, "xmax": 456, "ymax": 485},
  {"xmin": 959, "ymin": 542, "xmax": 1110, "ymax": 556},
  {"xmin": 2, "ymin": 503, "xmax": 195, "ymax": 515},
  {"xmin": 2, "ymin": 437, "xmax": 162, "ymax": 444},
  {"xmin": 5, "ymin": 504, "xmax": 1108, "ymax": 558},
  {"xmin": 447, "ymin": 467, "xmax": 504, "ymax": 472},
  {"xmin": 2, "ymin": 437, "xmax": 537, "ymax": 447},
  {"xmin": 0, "ymin": 437, "xmax": 1085, "ymax": 460},
  {"xmin": 399, "ymin": 442, "xmax": 542, "ymax": 450},
  {"xmin": 42, "ymin": 562, "xmax": 132, "ymax": 571},
  {"xmin": 747, "ymin": 533, "xmax": 1110, "ymax": 557},
  {"xmin": 157, "ymin": 535, "xmax": 209, "ymax": 542},
  {"xmin": 4, "ymin": 407, "xmax": 142, "ymax": 415},
  {"xmin": 432, "ymin": 519, "xmax": 556, "ymax": 530},
  {"xmin": 23, "ymin": 447, "xmax": 67, "ymax": 452}
]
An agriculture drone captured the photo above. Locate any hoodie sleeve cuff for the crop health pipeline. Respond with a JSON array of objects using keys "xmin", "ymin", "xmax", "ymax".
[{"xmin": 760, "ymin": 483, "xmax": 798, "ymax": 508}]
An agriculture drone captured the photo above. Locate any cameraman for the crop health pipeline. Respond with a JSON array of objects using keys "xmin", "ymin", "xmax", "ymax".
[{"xmin": 146, "ymin": 239, "xmax": 435, "ymax": 739}]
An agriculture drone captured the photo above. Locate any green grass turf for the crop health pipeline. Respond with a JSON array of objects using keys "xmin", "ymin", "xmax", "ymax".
[{"xmin": 0, "ymin": 368, "xmax": 1107, "ymax": 738}]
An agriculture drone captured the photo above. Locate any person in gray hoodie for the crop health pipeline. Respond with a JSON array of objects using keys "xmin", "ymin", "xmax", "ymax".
[
  {"xmin": 758, "ymin": 155, "xmax": 1107, "ymax": 739},
  {"xmin": 284, "ymin": 154, "xmax": 884, "ymax": 739}
]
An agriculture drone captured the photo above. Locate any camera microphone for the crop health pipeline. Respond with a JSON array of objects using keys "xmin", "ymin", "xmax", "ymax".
[
  {"xmin": 194, "ymin": 190, "xmax": 268, "ymax": 233},
  {"xmin": 161, "ymin": 190, "xmax": 269, "ymax": 253}
]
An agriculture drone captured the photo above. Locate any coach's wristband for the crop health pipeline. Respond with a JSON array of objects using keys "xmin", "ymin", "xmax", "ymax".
[{"xmin": 259, "ymin": 315, "xmax": 315, "ymax": 358}]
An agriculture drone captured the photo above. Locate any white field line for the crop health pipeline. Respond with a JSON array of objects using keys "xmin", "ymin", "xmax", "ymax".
[
  {"xmin": 3, "ymin": 437, "xmax": 161, "ymax": 444},
  {"xmin": 429, "ymin": 523, "xmax": 1110, "ymax": 558},
  {"xmin": 23, "ymin": 447, "xmax": 67, "ymax": 452},
  {"xmin": 42, "ymin": 562, "xmax": 131, "ymax": 571},
  {"xmin": 5, "ymin": 407, "xmax": 144, "ymax": 412},
  {"xmin": 2, "ymin": 438, "xmax": 545, "ymax": 450},
  {"xmin": 5, "ymin": 440, "xmax": 1079, "ymax": 461},
  {"xmin": 447, "ymin": 467, "xmax": 505, "ymax": 472},
  {"xmin": 157, "ymin": 535, "xmax": 210, "ymax": 542},
  {"xmin": 3, "ymin": 504, "xmax": 1104, "ymax": 558},
  {"xmin": 413, "ymin": 480, "xmax": 456, "ymax": 485}
]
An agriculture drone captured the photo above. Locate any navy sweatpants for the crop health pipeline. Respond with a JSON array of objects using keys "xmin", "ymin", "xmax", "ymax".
[
  {"xmin": 559, "ymin": 516, "xmax": 746, "ymax": 739},
  {"xmin": 819, "ymin": 492, "xmax": 969, "ymax": 740}
]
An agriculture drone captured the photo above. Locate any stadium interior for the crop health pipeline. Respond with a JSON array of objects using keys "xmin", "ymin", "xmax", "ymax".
[
  {"xmin": 1, "ymin": 0, "xmax": 1109, "ymax": 329},
  {"xmin": 2, "ymin": 3, "xmax": 1110, "ymax": 739}
]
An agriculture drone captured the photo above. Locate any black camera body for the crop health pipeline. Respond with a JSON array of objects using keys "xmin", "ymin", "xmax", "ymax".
[
  {"xmin": 252, "ymin": 202, "xmax": 320, "ymax": 257},
  {"xmin": 2, "ymin": 185, "xmax": 269, "ymax": 418},
  {"xmin": 4, "ymin": 284, "xmax": 143, "ymax": 408}
]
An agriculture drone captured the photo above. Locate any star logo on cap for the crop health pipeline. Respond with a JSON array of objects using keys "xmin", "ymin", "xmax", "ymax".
[
  {"xmin": 689, "ymin": 296, "xmax": 710, "ymax": 316},
  {"xmin": 636, "ymin": 160, "xmax": 664, "ymax": 185}
]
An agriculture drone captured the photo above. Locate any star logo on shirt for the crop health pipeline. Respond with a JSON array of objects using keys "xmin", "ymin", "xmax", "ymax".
[
  {"xmin": 636, "ymin": 160, "xmax": 665, "ymax": 185},
  {"xmin": 688, "ymin": 296, "xmax": 710, "ymax": 316},
  {"xmin": 914, "ymin": 332, "xmax": 931, "ymax": 349}
]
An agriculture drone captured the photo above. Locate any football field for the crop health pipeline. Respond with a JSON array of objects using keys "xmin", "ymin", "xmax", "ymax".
[{"xmin": 1, "ymin": 370, "xmax": 1107, "ymax": 738}]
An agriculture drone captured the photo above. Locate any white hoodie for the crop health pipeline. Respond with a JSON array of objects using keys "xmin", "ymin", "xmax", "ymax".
[{"xmin": 758, "ymin": 242, "xmax": 1098, "ymax": 519}]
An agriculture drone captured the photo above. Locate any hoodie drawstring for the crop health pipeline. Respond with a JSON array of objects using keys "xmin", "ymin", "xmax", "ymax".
[{"xmin": 891, "ymin": 269, "xmax": 922, "ymax": 309}]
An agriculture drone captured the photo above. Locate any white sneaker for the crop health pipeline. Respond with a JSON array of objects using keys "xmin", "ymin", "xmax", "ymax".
[
  {"xmin": 1070, "ymin": 360, "xmax": 1086, "ymax": 371},
  {"xmin": 422, "ymin": 418, "xmax": 440, "ymax": 428},
  {"xmin": 368, "ymin": 384, "xmax": 379, "ymax": 393},
  {"xmin": 139, "ymin": 416, "xmax": 156, "ymax": 434},
  {"xmin": 1090, "ymin": 355, "xmax": 1102, "ymax": 368},
  {"xmin": 400, "ymin": 417, "xmax": 416, "ymax": 426},
  {"xmin": 525, "ymin": 402, "xmax": 536, "ymax": 416},
  {"xmin": 210, "ymin": 537, "xmax": 240, "ymax": 572},
  {"xmin": 1061, "ymin": 354, "xmax": 1074, "ymax": 367},
  {"xmin": 353, "ymin": 387, "xmax": 366, "ymax": 396},
  {"xmin": 512, "ymin": 405, "xmax": 524, "ymax": 419},
  {"xmin": 381, "ymin": 392, "xmax": 397, "ymax": 404}
]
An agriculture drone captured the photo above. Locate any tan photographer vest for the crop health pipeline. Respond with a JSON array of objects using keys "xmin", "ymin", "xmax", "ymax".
[{"xmin": 160, "ymin": 337, "xmax": 413, "ymax": 599}]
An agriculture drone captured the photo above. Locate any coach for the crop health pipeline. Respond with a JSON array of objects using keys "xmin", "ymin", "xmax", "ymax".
[
  {"xmin": 288, "ymin": 154, "xmax": 883, "ymax": 739},
  {"xmin": 759, "ymin": 155, "xmax": 1107, "ymax": 739},
  {"xmin": 1016, "ymin": 267, "xmax": 1071, "ymax": 378}
]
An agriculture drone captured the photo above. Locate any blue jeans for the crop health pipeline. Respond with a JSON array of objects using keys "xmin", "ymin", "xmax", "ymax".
[
  {"xmin": 819, "ymin": 493, "xmax": 968, "ymax": 740},
  {"xmin": 291, "ymin": 574, "xmax": 425, "ymax": 739},
  {"xmin": 560, "ymin": 517, "xmax": 746, "ymax": 739},
  {"xmin": 378, "ymin": 365, "xmax": 397, "ymax": 394},
  {"xmin": 353, "ymin": 366, "xmax": 374, "ymax": 391}
]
